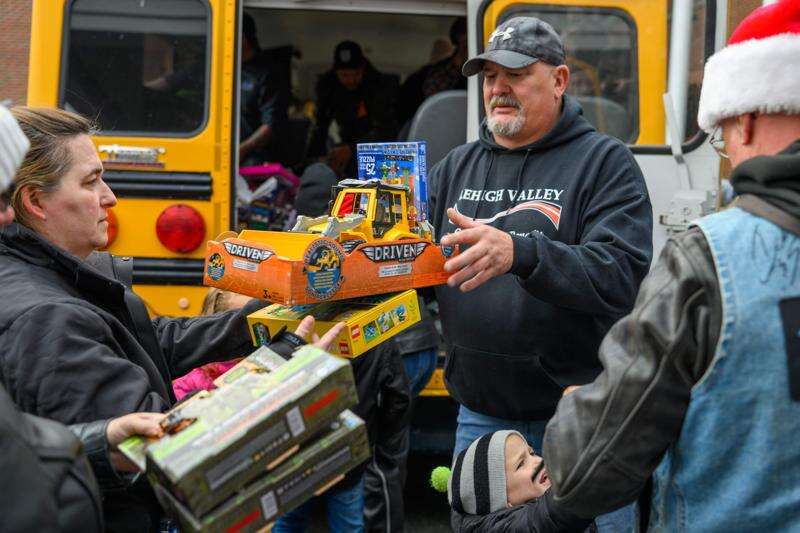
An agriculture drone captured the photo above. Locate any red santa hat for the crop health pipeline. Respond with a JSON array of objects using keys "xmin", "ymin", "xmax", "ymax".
[{"xmin": 697, "ymin": 0, "xmax": 800, "ymax": 133}]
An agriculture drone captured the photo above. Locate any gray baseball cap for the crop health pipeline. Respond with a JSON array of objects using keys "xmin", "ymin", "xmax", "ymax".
[{"xmin": 462, "ymin": 16, "xmax": 566, "ymax": 77}]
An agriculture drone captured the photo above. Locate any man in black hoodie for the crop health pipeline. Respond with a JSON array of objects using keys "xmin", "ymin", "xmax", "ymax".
[{"xmin": 428, "ymin": 16, "xmax": 652, "ymax": 461}]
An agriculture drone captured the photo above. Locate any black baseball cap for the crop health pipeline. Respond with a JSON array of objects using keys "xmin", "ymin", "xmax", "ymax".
[
  {"xmin": 333, "ymin": 41, "xmax": 366, "ymax": 70},
  {"xmin": 462, "ymin": 16, "xmax": 565, "ymax": 76}
]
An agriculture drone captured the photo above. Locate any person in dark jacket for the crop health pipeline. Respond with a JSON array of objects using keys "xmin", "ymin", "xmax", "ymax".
[
  {"xmin": 290, "ymin": 163, "xmax": 413, "ymax": 533},
  {"xmin": 430, "ymin": 17, "xmax": 651, "ymax": 449},
  {"xmin": 239, "ymin": 13, "xmax": 290, "ymax": 165},
  {"xmin": 308, "ymin": 41, "xmax": 399, "ymax": 159},
  {"xmin": 542, "ymin": 3, "xmax": 800, "ymax": 530},
  {"xmin": 0, "ymin": 106, "xmax": 342, "ymax": 532},
  {"xmin": 430, "ymin": 18, "xmax": 651, "ymax": 531},
  {"xmin": 398, "ymin": 17, "xmax": 468, "ymax": 127},
  {"xmin": 444, "ymin": 431, "xmax": 591, "ymax": 533},
  {"xmin": 0, "ymin": 104, "xmax": 171, "ymax": 533}
]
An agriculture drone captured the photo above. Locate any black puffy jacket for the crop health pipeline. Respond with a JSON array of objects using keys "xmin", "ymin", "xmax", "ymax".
[{"xmin": 0, "ymin": 223, "xmax": 265, "ymax": 532}]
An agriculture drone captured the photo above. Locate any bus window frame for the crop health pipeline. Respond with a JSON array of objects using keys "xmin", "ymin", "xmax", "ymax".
[
  {"xmin": 476, "ymin": 0, "xmax": 717, "ymax": 155},
  {"xmin": 495, "ymin": 4, "xmax": 640, "ymax": 144},
  {"xmin": 58, "ymin": 0, "xmax": 214, "ymax": 139}
]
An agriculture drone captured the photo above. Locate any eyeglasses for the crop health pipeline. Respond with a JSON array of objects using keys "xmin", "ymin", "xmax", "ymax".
[{"xmin": 709, "ymin": 127, "xmax": 729, "ymax": 159}]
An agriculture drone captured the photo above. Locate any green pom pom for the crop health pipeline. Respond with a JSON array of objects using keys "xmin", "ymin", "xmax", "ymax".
[{"xmin": 430, "ymin": 466, "xmax": 451, "ymax": 493}]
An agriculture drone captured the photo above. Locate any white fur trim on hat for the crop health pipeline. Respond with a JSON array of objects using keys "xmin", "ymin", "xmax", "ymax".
[
  {"xmin": 697, "ymin": 32, "xmax": 800, "ymax": 133},
  {"xmin": 0, "ymin": 105, "xmax": 29, "ymax": 191}
]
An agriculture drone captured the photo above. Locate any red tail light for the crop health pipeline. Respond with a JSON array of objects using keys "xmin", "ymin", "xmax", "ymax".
[
  {"xmin": 103, "ymin": 208, "xmax": 118, "ymax": 249},
  {"xmin": 156, "ymin": 204, "xmax": 206, "ymax": 253}
]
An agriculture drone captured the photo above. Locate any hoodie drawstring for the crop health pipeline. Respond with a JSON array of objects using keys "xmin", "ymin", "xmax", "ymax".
[{"xmin": 473, "ymin": 149, "xmax": 531, "ymax": 221}]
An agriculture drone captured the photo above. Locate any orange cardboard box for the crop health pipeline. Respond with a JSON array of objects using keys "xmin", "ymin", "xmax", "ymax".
[{"xmin": 203, "ymin": 231, "xmax": 456, "ymax": 305}]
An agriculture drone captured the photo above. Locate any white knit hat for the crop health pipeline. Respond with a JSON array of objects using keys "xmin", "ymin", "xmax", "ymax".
[
  {"xmin": 0, "ymin": 105, "xmax": 29, "ymax": 192},
  {"xmin": 697, "ymin": 0, "xmax": 800, "ymax": 133}
]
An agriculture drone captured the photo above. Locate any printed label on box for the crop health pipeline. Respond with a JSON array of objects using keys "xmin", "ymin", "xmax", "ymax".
[
  {"xmin": 379, "ymin": 263, "xmax": 413, "ymax": 278},
  {"xmin": 260, "ymin": 491, "xmax": 278, "ymax": 522},
  {"xmin": 286, "ymin": 406, "xmax": 305, "ymax": 437},
  {"xmin": 232, "ymin": 258, "xmax": 259, "ymax": 272}
]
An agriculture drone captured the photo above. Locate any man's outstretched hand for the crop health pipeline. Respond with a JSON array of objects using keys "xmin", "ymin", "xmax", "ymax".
[
  {"xmin": 294, "ymin": 316, "xmax": 346, "ymax": 352},
  {"xmin": 440, "ymin": 208, "xmax": 514, "ymax": 292}
]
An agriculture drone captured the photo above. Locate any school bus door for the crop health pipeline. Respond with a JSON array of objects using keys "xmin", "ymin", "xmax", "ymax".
[{"xmin": 27, "ymin": 0, "xmax": 240, "ymax": 316}]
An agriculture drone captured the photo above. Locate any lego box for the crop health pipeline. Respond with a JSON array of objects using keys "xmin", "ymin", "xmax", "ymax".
[
  {"xmin": 247, "ymin": 290, "xmax": 421, "ymax": 358},
  {"xmin": 357, "ymin": 142, "xmax": 428, "ymax": 223},
  {"xmin": 154, "ymin": 410, "xmax": 370, "ymax": 533},
  {"xmin": 204, "ymin": 232, "xmax": 455, "ymax": 305},
  {"xmin": 119, "ymin": 345, "xmax": 357, "ymax": 517}
]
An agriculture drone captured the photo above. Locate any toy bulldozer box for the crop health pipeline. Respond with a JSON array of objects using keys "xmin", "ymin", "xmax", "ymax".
[
  {"xmin": 247, "ymin": 289, "xmax": 421, "ymax": 358},
  {"xmin": 154, "ymin": 410, "xmax": 369, "ymax": 533},
  {"xmin": 203, "ymin": 179, "xmax": 457, "ymax": 306},
  {"xmin": 119, "ymin": 345, "xmax": 357, "ymax": 517}
]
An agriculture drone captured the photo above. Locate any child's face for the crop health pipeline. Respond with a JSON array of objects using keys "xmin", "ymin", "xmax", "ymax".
[{"xmin": 504, "ymin": 434, "xmax": 551, "ymax": 507}]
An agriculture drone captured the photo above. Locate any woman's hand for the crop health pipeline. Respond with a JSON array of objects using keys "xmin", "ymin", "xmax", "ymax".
[{"xmin": 106, "ymin": 412, "xmax": 165, "ymax": 472}]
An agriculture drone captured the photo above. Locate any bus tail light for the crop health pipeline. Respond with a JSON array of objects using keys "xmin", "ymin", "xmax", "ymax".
[{"xmin": 156, "ymin": 204, "xmax": 206, "ymax": 253}]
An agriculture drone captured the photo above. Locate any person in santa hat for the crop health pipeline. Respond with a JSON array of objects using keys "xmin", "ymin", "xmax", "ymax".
[{"xmin": 520, "ymin": 0, "xmax": 800, "ymax": 530}]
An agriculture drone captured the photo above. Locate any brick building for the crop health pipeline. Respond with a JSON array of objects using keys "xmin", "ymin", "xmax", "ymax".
[{"xmin": 0, "ymin": 0, "xmax": 32, "ymax": 105}]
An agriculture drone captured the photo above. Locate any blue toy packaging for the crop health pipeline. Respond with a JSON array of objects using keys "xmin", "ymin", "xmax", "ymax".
[{"xmin": 356, "ymin": 142, "xmax": 428, "ymax": 223}]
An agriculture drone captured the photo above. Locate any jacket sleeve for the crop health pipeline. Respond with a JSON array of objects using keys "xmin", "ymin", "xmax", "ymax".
[
  {"xmin": 542, "ymin": 228, "xmax": 721, "ymax": 518},
  {"xmin": 151, "ymin": 298, "xmax": 265, "ymax": 378},
  {"xmin": 69, "ymin": 419, "xmax": 133, "ymax": 491},
  {"xmin": 363, "ymin": 342, "xmax": 412, "ymax": 533},
  {"xmin": 451, "ymin": 490, "xmax": 593, "ymax": 533},
  {"xmin": 0, "ymin": 386, "xmax": 61, "ymax": 532},
  {"xmin": 3, "ymin": 303, "xmax": 169, "ymax": 424},
  {"xmin": 510, "ymin": 143, "xmax": 653, "ymax": 317}
]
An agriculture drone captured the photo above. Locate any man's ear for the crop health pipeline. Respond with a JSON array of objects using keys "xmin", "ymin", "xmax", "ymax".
[
  {"xmin": 553, "ymin": 65, "xmax": 570, "ymax": 99},
  {"xmin": 20, "ymin": 185, "xmax": 47, "ymax": 223}
]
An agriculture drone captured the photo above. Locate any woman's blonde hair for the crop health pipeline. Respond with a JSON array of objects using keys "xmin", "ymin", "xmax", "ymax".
[{"xmin": 9, "ymin": 107, "xmax": 96, "ymax": 228}]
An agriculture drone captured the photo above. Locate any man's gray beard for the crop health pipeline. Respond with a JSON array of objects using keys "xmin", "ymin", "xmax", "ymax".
[{"xmin": 488, "ymin": 109, "xmax": 526, "ymax": 138}]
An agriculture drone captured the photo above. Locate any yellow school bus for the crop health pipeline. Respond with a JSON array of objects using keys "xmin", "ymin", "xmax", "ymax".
[
  {"xmin": 28, "ymin": 0, "xmax": 238, "ymax": 316},
  {"xmin": 28, "ymin": 0, "xmax": 736, "ymax": 450}
]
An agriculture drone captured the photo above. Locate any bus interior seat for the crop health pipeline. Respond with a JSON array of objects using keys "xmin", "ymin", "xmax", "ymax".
[
  {"xmin": 574, "ymin": 95, "xmax": 632, "ymax": 142},
  {"xmin": 405, "ymin": 89, "xmax": 467, "ymax": 168}
]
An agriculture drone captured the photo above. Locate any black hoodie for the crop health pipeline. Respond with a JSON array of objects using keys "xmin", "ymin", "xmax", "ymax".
[{"xmin": 428, "ymin": 95, "xmax": 652, "ymax": 420}]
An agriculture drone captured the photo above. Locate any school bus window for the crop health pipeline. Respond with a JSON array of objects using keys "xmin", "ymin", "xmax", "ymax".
[
  {"xmin": 60, "ymin": 0, "xmax": 210, "ymax": 136},
  {"xmin": 500, "ymin": 7, "xmax": 637, "ymax": 143}
]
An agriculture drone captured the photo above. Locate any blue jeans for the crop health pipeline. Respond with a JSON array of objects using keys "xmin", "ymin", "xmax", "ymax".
[
  {"xmin": 402, "ymin": 348, "xmax": 438, "ymax": 397},
  {"xmin": 271, "ymin": 477, "xmax": 364, "ymax": 533},
  {"xmin": 453, "ymin": 405, "xmax": 635, "ymax": 533},
  {"xmin": 453, "ymin": 404, "xmax": 548, "ymax": 458}
]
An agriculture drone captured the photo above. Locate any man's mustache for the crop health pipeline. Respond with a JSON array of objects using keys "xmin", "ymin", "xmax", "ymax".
[{"xmin": 490, "ymin": 96, "xmax": 521, "ymax": 110}]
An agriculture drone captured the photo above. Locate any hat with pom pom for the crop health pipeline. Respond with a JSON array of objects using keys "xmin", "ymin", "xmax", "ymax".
[{"xmin": 438, "ymin": 430, "xmax": 524, "ymax": 515}]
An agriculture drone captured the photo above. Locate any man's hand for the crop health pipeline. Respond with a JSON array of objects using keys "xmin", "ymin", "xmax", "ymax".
[
  {"xmin": 106, "ymin": 412, "xmax": 165, "ymax": 473},
  {"xmin": 440, "ymin": 208, "xmax": 514, "ymax": 292},
  {"xmin": 294, "ymin": 316, "xmax": 346, "ymax": 352}
]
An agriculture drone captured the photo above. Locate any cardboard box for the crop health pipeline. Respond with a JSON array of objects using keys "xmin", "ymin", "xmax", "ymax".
[
  {"xmin": 119, "ymin": 346, "xmax": 358, "ymax": 517},
  {"xmin": 203, "ymin": 233, "xmax": 455, "ymax": 305},
  {"xmin": 155, "ymin": 410, "xmax": 370, "ymax": 533},
  {"xmin": 246, "ymin": 290, "xmax": 421, "ymax": 358},
  {"xmin": 357, "ymin": 142, "xmax": 428, "ymax": 222}
]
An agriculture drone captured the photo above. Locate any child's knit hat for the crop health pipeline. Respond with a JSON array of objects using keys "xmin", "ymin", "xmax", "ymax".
[{"xmin": 447, "ymin": 430, "xmax": 523, "ymax": 514}]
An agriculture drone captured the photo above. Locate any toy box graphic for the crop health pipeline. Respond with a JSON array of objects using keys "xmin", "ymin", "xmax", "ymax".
[
  {"xmin": 357, "ymin": 142, "xmax": 428, "ymax": 223},
  {"xmin": 154, "ymin": 410, "xmax": 369, "ymax": 533},
  {"xmin": 118, "ymin": 345, "xmax": 357, "ymax": 517},
  {"xmin": 203, "ymin": 231, "xmax": 456, "ymax": 305},
  {"xmin": 246, "ymin": 290, "xmax": 421, "ymax": 358}
]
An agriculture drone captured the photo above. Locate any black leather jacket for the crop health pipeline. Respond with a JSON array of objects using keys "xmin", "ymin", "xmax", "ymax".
[{"xmin": 542, "ymin": 224, "xmax": 722, "ymax": 519}]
